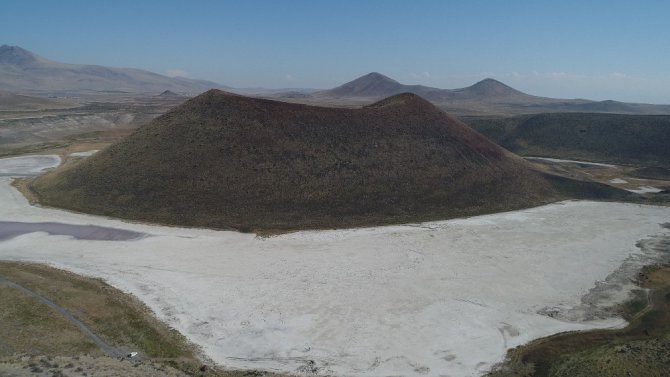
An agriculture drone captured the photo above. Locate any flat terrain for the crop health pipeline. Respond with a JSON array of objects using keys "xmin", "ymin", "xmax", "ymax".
[
  {"xmin": 0, "ymin": 92, "xmax": 77, "ymax": 111},
  {"xmin": 2, "ymin": 154, "xmax": 670, "ymax": 376},
  {"xmin": 525, "ymin": 157, "xmax": 670, "ymax": 198}
]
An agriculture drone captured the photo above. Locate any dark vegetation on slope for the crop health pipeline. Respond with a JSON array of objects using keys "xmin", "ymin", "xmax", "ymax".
[
  {"xmin": 629, "ymin": 166, "xmax": 670, "ymax": 181},
  {"xmin": 540, "ymin": 174, "xmax": 631, "ymax": 201},
  {"xmin": 30, "ymin": 90, "xmax": 582, "ymax": 231},
  {"xmin": 461, "ymin": 113, "xmax": 670, "ymax": 167}
]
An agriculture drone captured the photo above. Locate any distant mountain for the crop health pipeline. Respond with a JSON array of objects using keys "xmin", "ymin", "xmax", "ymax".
[
  {"xmin": 0, "ymin": 45, "xmax": 226, "ymax": 94},
  {"xmin": 318, "ymin": 72, "xmax": 425, "ymax": 97},
  {"xmin": 311, "ymin": 72, "xmax": 670, "ymax": 115},
  {"xmin": 157, "ymin": 90, "xmax": 181, "ymax": 98},
  {"xmin": 316, "ymin": 73, "xmax": 527, "ymax": 101},
  {"xmin": 0, "ymin": 45, "xmax": 39, "ymax": 66},
  {"xmin": 450, "ymin": 78, "xmax": 524, "ymax": 98},
  {"xmin": 32, "ymin": 90, "xmax": 589, "ymax": 231}
]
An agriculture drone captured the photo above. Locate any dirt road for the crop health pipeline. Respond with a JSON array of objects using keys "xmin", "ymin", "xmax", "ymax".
[{"xmin": 0, "ymin": 276, "xmax": 121, "ymax": 358}]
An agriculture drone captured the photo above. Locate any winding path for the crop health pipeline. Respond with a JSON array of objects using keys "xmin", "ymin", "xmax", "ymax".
[{"xmin": 0, "ymin": 276, "xmax": 121, "ymax": 358}]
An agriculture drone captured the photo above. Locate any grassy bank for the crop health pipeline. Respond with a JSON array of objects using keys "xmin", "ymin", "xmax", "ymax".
[
  {"xmin": 0, "ymin": 262, "xmax": 283, "ymax": 376},
  {"xmin": 488, "ymin": 265, "xmax": 670, "ymax": 377}
]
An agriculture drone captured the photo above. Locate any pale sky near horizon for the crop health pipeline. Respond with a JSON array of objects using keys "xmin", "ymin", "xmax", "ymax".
[{"xmin": 1, "ymin": 0, "xmax": 669, "ymax": 103}]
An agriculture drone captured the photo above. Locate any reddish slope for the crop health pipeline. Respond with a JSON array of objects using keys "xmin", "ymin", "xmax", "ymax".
[{"xmin": 32, "ymin": 90, "xmax": 561, "ymax": 231}]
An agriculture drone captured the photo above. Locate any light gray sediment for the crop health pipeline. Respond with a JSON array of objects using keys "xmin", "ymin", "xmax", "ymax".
[
  {"xmin": 539, "ymin": 223, "xmax": 670, "ymax": 321},
  {"xmin": 0, "ymin": 221, "xmax": 147, "ymax": 241}
]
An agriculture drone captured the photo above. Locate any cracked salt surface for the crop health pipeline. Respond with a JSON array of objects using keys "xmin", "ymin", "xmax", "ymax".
[{"xmin": 1, "ymin": 155, "xmax": 670, "ymax": 377}]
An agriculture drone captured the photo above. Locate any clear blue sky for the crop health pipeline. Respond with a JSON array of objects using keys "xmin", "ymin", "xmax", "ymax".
[{"xmin": 2, "ymin": 0, "xmax": 669, "ymax": 103}]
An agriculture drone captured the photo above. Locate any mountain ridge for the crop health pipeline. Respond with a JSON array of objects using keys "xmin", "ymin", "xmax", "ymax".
[
  {"xmin": 316, "ymin": 72, "xmax": 531, "ymax": 100},
  {"xmin": 308, "ymin": 72, "xmax": 670, "ymax": 115},
  {"xmin": 3, "ymin": 45, "xmax": 669, "ymax": 115},
  {"xmin": 0, "ymin": 45, "xmax": 226, "ymax": 94}
]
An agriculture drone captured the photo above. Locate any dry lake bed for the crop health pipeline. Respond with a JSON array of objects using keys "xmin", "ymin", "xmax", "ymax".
[{"xmin": 1, "ymin": 155, "xmax": 669, "ymax": 377}]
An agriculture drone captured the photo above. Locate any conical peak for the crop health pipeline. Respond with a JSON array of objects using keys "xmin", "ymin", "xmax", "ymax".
[
  {"xmin": 468, "ymin": 78, "xmax": 519, "ymax": 96},
  {"xmin": 360, "ymin": 72, "xmax": 398, "ymax": 83},
  {"xmin": 366, "ymin": 92, "xmax": 435, "ymax": 109},
  {"xmin": 0, "ymin": 45, "xmax": 40, "ymax": 65}
]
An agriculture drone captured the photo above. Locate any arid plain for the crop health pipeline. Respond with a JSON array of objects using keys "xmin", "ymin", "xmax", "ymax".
[{"xmin": 1, "ymin": 44, "xmax": 670, "ymax": 377}]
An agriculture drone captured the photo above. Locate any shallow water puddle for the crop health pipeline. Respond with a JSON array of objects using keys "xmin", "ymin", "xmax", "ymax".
[
  {"xmin": 0, "ymin": 221, "xmax": 146, "ymax": 241},
  {"xmin": 0, "ymin": 155, "xmax": 61, "ymax": 176}
]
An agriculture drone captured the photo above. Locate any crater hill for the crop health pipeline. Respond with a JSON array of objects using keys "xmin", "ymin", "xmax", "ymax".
[
  {"xmin": 30, "ymin": 90, "xmax": 618, "ymax": 231},
  {"xmin": 462, "ymin": 113, "xmax": 670, "ymax": 168}
]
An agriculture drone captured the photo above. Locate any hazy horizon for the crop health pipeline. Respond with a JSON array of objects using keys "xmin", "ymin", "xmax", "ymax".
[{"xmin": 2, "ymin": 0, "xmax": 669, "ymax": 104}]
